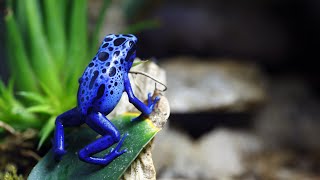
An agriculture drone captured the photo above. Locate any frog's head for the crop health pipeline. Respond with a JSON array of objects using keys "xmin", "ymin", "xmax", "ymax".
[
  {"xmin": 121, "ymin": 34, "xmax": 138, "ymax": 70},
  {"xmin": 99, "ymin": 34, "xmax": 138, "ymax": 72}
]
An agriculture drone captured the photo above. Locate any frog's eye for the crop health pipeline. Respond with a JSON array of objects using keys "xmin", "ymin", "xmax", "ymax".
[
  {"xmin": 130, "ymin": 43, "xmax": 136, "ymax": 51},
  {"xmin": 125, "ymin": 45, "xmax": 136, "ymax": 62},
  {"xmin": 129, "ymin": 41, "xmax": 134, "ymax": 47}
]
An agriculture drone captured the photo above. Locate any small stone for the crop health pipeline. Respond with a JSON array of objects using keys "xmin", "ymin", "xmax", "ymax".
[
  {"xmin": 153, "ymin": 128, "xmax": 262, "ymax": 179},
  {"xmin": 161, "ymin": 57, "xmax": 266, "ymax": 113},
  {"xmin": 255, "ymin": 78, "xmax": 320, "ymax": 150},
  {"xmin": 111, "ymin": 59, "xmax": 168, "ymax": 180},
  {"xmin": 108, "ymin": 59, "xmax": 167, "ymax": 118},
  {"xmin": 152, "ymin": 129, "xmax": 199, "ymax": 179},
  {"xmin": 197, "ymin": 128, "xmax": 262, "ymax": 179}
]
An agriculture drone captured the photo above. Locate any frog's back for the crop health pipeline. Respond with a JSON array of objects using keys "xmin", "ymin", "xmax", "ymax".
[{"xmin": 77, "ymin": 34, "xmax": 137, "ymax": 115}]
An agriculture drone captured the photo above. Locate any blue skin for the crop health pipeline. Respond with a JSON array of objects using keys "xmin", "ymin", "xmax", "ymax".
[{"xmin": 53, "ymin": 34, "xmax": 160, "ymax": 166}]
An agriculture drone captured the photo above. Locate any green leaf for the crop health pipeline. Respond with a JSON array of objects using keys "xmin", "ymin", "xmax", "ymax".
[
  {"xmin": 38, "ymin": 116, "xmax": 56, "ymax": 149},
  {"xmin": 24, "ymin": 0, "xmax": 61, "ymax": 94},
  {"xmin": 5, "ymin": 9, "xmax": 38, "ymax": 91},
  {"xmin": 0, "ymin": 80, "xmax": 42, "ymax": 130},
  {"xmin": 38, "ymin": 82, "xmax": 60, "ymax": 110},
  {"xmin": 16, "ymin": 0, "xmax": 28, "ymax": 38},
  {"xmin": 43, "ymin": 0, "xmax": 67, "ymax": 70},
  {"xmin": 26, "ymin": 105, "xmax": 54, "ymax": 114},
  {"xmin": 132, "ymin": 59, "xmax": 148, "ymax": 67},
  {"xmin": 65, "ymin": 0, "xmax": 88, "ymax": 91},
  {"xmin": 17, "ymin": 91, "xmax": 47, "ymax": 104},
  {"xmin": 29, "ymin": 113, "xmax": 160, "ymax": 180},
  {"xmin": 0, "ymin": 79, "xmax": 14, "ymax": 105}
]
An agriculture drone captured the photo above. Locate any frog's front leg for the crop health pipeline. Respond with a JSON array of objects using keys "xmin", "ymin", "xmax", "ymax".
[
  {"xmin": 54, "ymin": 107, "xmax": 83, "ymax": 160},
  {"xmin": 78, "ymin": 112, "xmax": 127, "ymax": 166},
  {"xmin": 124, "ymin": 74, "xmax": 160, "ymax": 121}
]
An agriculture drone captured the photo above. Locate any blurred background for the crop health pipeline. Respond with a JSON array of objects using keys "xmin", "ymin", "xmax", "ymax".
[{"xmin": 1, "ymin": 0, "xmax": 320, "ymax": 179}]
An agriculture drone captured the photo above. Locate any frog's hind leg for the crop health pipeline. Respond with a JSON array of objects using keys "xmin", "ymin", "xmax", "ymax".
[
  {"xmin": 78, "ymin": 112, "xmax": 127, "ymax": 166},
  {"xmin": 54, "ymin": 107, "xmax": 83, "ymax": 160}
]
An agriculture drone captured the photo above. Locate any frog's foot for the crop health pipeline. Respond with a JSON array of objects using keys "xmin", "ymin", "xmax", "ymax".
[
  {"xmin": 78, "ymin": 112, "xmax": 127, "ymax": 166},
  {"xmin": 131, "ymin": 114, "xmax": 145, "ymax": 122},
  {"xmin": 131, "ymin": 93, "xmax": 160, "ymax": 122},
  {"xmin": 53, "ymin": 107, "xmax": 83, "ymax": 161},
  {"xmin": 54, "ymin": 148, "xmax": 67, "ymax": 161},
  {"xmin": 78, "ymin": 133, "xmax": 127, "ymax": 166},
  {"xmin": 147, "ymin": 93, "xmax": 160, "ymax": 110},
  {"xmin": 108, "ymin": 133, "xmax": 128, "ymax": 157},
  {"xmin": 53, "ymin": 138, "xmax": 67, "ymax": 161}
]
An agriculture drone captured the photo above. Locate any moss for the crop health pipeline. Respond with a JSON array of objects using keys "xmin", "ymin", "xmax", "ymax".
[{"xmin": 0, "ymin": 164, "xmax": 24, "ymax": 180}]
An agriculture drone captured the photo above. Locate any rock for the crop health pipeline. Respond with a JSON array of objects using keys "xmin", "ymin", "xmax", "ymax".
[
  {"xmin": 153, "ymin": 128, "xmax": 262, "ymax": 179},
  {"xmin": 108, "ymin": 59, "xmax": 167, "ymax": 118},
  {"xmin": 197, "ymin": 128, "xmax": 262, "ymax": 179},
  {"xmin": 121, "ymin": 95, "xmax": 170, "ymax": 180},
  {"xmin": 110, "ymin": 60, "xmax": 169, "ymax": 180},
  {"xmin": 255, "ymin": 77, "xmax": 320, "ymax": 150},
  {"xmin": 246, "ymin": 150, "xmax": 320, "ymax": 179},
  {"xmin": 161, "ymin": 57, "xmax": 266, "ymax": 113},
  {"xmin": 152, "ymin": 128, "xmax": 200, "ymax": 179},
  {"xmin": 121, "ymin": 143, "xmax": 156, "ymax": 180}
]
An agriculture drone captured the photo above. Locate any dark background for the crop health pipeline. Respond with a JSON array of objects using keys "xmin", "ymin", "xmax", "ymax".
[
  {"xmin": 1, "ymin": 0, "xmax": 320, "ymax": 85},
  {"xmin": 132, "ymin": 0, "xmax": 320, "ymax": 92}
]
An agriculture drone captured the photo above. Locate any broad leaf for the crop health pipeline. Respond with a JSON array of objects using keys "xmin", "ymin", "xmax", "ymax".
[{"xmin": 29, "ymin": 113, "xmax": 160, "ymax": 180}]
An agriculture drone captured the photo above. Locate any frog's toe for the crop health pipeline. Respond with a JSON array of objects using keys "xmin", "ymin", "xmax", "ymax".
[
  {"xmin": 54, "ymin": 149, "xmax": 66, "ymax": 161},
  {"xmin": 110, "ymin": 133, "xmax": 128, "ymax": 155},
  {"xmin": 154, "ymin": 96, "xmax": 160, "ymax": 104},
  {"xmin": 110, "ymin": 148, "xmax": 127, "ymax": 156},
  {"xmin": 147, "ymin": 93, "xmax": 153, "ymax": 104},
  {"xmin": 149, "ymin": 96, "xmax": 160, "ymax": 110},
  {"xmin": 131, "ymin": 114, "xmax": 145, "ymax": 122},
  {"xmin": 118, "ymin": 148, "xmax": 127, "ymax": 155}
]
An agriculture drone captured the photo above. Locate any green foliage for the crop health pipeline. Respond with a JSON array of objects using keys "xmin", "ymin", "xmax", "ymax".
[
  {"xmin": 2, "ymin": 0, "xmax": 101, "ymax": 148},
  {"xmin": 0, "ymin": 80, "xmax": 40, "ymax": 130},
  {"xmin": 0, "ymin": 0, "xmax": 159, "ymax": 149},
  {"xmin": 0, "ymin": 164, "xmax": 24, "ymax": 180},
  {"xmin": 28, "ymin": 113, "xmax": 160, "ymax": 180}
]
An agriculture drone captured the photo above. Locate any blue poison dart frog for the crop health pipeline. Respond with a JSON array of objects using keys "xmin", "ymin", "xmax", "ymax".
[{"xmin": 53, "ymin": 34, "xmax": 160, "ymax": 166}]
